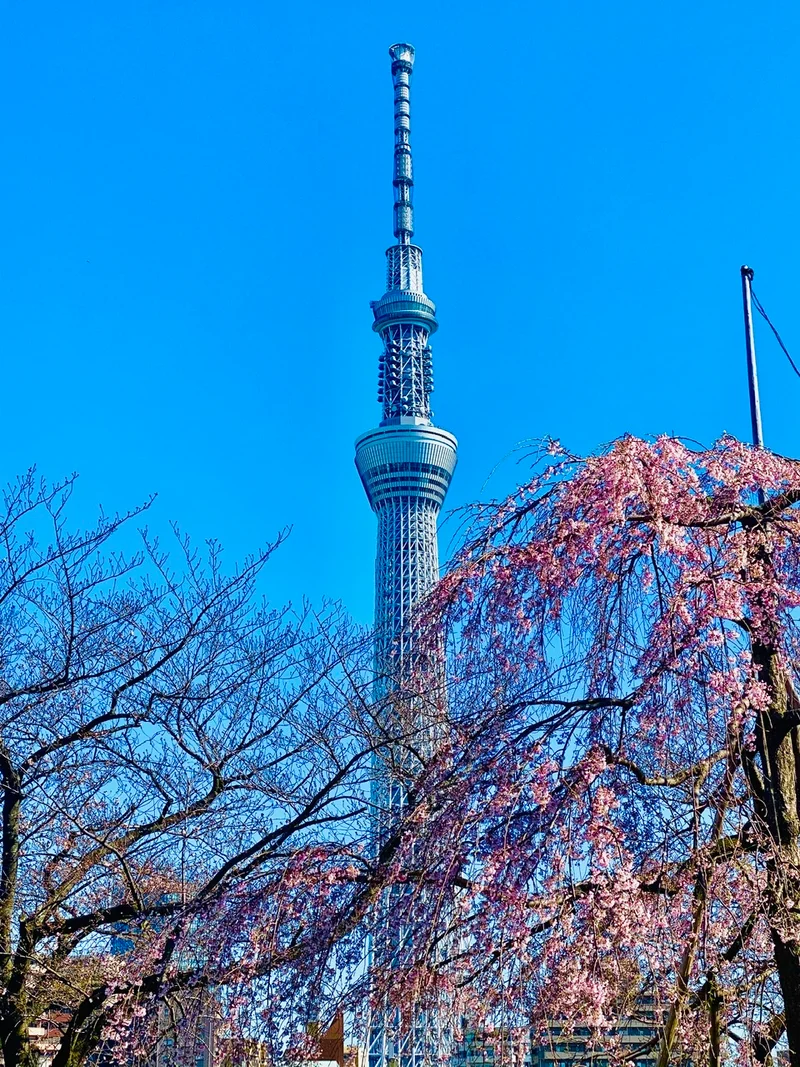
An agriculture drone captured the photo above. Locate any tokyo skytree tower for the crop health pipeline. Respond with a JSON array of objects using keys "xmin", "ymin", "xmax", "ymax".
[
  {"xmin": 355, "ymin": 42, "xmax": 457, "ymax": 704},
  {"xmin": 354, "ymin": 43, "xmax": 457, "ymax": 1067}
]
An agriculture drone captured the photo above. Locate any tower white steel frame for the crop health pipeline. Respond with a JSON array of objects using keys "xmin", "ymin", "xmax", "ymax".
[{"xmin": 354, "ymin": 43, "xmax": 457, "ymax": 1067}]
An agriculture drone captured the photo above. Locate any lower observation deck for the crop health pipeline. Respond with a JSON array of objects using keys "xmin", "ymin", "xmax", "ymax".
[{"xmin": 355, "ymin": 422, "xmax": 458, "ymax": 511}]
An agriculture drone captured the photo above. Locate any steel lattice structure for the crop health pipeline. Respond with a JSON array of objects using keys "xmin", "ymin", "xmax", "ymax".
[{"xmin": 354, "ymin": 43, "xmax": 457, "ymax": 1067}]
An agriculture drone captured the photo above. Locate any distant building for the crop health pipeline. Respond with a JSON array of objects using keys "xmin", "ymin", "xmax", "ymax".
[
  {"xmin": 530, "ymin": 1020, "xmax": 657, "ymax": 1067},
  {"xmin": 27, "ymin": 1008, "xmax": 72, "ymax": 1067},
  {"xmin": 150, "ymin": 995, "xmax": 216, "ymax": 1067},
  {"xmin": 110, "ymin": 892, "xmax": 216, "ymax": 1067},
  {"xmin": 451, "ymin": 1002, "xmax": 659, "ymax": 1067},
  {"xmin": 305, "ymin": 1014, "xmax": 345, "ymax": 1067},
  {"xmin": 451, "ymin": 1025, "xmax": 526, "ymax": 1067},
  {"xmin": 531, "ymin": 999, "xmax": 658, "ymax": 1067}
]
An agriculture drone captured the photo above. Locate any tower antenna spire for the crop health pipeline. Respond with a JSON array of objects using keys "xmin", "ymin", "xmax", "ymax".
[{"xmin": 389, "ymin": 43, "xmax": 416, "ymax": 245}]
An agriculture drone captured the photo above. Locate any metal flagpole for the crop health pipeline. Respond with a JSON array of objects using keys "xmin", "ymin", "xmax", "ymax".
[{"xmin": 740, "ymin": 265, "xmax": 765, "ymax": 449}]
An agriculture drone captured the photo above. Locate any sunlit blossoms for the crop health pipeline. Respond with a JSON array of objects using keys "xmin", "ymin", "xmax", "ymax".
[{"xmin": 372, "ymin": 436, "xmax": 800, "ymax": 1067}]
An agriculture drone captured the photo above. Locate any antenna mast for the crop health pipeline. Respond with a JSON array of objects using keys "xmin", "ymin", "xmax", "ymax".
[
  {"xmin": 740, "ymin": 265, "xmax": 765, "ymax": 449},
  {"xmin": 390, "ymin": 43, "xmax": 415, "ymax": 245}
]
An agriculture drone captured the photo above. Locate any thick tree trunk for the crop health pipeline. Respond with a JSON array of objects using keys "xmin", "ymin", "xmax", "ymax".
[
  {"xmin": 50, "ymin": 987, "xmax": 108, "ymax": 1067},
  {"xmin": 754, "ymin": 645, "xmax": 800, "ymax": 1066},
  {"xmin": 0, "ymin": 757, "xmax": 21, "ymax": 983},
  {"xmin": 771, "ymin": 932, "xmax": 800, "ymax": 1065},
  {"xmin": 0, "ymin": 921, "xmax": 38, "ymax": 1067},
  {"xmin": 0, "ymin": 1009, "xmax": 39, "ymax": 1067},
  {"xmin": 754, "ymin": 1011, "xmax": 787, "ymax": 1066}
]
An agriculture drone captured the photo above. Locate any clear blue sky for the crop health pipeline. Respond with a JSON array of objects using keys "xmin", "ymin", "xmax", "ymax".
[{"xmin": 2, "ymin": 0, "xmax": 799, "ymax": 626}]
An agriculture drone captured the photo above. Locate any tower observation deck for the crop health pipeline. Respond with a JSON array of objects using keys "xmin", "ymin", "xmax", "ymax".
[{"xmin": 355, "ymin": 43, "xmax": 457, "ymax": 1067}]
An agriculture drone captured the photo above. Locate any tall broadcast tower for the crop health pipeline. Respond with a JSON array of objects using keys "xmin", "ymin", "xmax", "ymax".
[
  {"xmin": 355, "ymin": 42, "xmax": 457, "ymax": 698},
  {"xmin": 354, "ymin": 43, "xmax": 457, "ymax": 1067}
]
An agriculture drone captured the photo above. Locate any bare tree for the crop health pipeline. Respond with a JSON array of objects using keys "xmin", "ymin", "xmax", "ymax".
[{"xmin": 0, "ymin": 472, "xmax": 389, "ymax": 1067}]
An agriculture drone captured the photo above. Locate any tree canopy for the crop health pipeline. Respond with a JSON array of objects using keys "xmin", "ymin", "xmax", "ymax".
[
  {"xmin": 0, "ymin": 473, "xmax": 395, "ymax": 1067},
  {"xmin": 373, "ymin": 436, "xmax": 800, "ymax": 1067}
]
